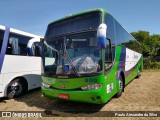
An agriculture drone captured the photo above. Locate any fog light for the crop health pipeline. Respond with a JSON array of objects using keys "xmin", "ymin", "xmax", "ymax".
[{"xmin": 42, "ymin": 82, "xmax": 50, "ymax": 88}]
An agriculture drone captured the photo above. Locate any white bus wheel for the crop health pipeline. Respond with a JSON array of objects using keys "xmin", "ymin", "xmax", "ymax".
[{"xmin": 7, "ymin": 79, "xmax": 24, "ymax": 99}]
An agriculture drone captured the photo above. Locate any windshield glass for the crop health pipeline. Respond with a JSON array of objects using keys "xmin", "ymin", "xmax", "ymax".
[
  {"xmin": 45, "ymin": 11, "xmax": 101, "ymax": 38},
  {"xmin": 43, "ymin": 32, "xmax": 102, "ymax": 77}
]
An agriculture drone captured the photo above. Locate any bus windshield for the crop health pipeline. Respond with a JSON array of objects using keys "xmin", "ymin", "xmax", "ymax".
[
  {"xmin": 43, "ymin": 32, "xmax": 102, "ymax": 77},
  {"xmin": 45, "ymin": 11, "xmax": 101, "ymax": 38}
]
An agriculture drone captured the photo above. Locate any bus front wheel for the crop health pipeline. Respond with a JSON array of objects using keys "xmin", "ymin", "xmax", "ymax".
[
  {"xmin": 115, "ymin": 75, "xmax": 124, "ymax": 98},
  {"xmin": 7, "ymin": 79, "xmax": 24, "ymax": 99}
]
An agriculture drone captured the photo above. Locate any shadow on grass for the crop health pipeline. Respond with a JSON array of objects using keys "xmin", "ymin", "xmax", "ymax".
[
  {"xmin": 0, "ymin": 97, "xmax": 7, "ymax": 103},
  {"xmin": 43, "ymin": 100, "xmax": 106, "ymax": 117},
  {"xmin": 14, "ymin": 88, "xmax": 106, "ymax": 116}
]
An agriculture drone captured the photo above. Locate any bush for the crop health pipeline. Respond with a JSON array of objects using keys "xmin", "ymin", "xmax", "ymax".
[
  {"xmin": 155, "ymin": 61, "xmax": 160, "ymax": 69},
  {"xmin": 143, "ymin": 57, "xmax": 160, "ymax": 69}
]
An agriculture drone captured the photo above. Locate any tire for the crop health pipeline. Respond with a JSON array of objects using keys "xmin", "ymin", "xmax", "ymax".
[
  {"xmin": 136, "ymin": 68, "xmax": 141, "ymax": 79},
  {"xmin": 115, "ymin": 75, "xmax": 124, "ymax": 98},
  {"xmin": 7, "ymin": 79, "xmax": 24, "ymax": 99}
]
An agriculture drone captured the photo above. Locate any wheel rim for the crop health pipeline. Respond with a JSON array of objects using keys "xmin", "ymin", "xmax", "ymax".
[
  {"xmin": 138, "ymin": 69, "xmax": 141, "ymax": 76},
  {"xmin": 10, "ymin": 82, "xmax": 23, "ymax": 95},
  {"xmin": 119, "ymin": 79, "xmax": 123, "ymax": 93}
]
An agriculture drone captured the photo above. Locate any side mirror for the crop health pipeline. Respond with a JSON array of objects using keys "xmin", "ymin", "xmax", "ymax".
[
  {"xmin": 27, "ymin": 37, "xmax": 41, "ymax": 56},
  {"xmin": 97, "ymin": 23, "xmax": 107, "ymax": 49}
]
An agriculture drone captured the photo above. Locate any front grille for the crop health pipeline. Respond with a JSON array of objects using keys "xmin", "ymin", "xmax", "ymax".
[{"xmin": 49, "ymin": 86, "xmax": 82, "ymax": 91}]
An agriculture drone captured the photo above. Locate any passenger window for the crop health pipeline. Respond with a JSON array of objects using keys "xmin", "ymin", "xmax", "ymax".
[
  {"xmin": 115, "ymin": 21, "xmax": 124, "ymax": 45},
  {"xmin": 105, "ymin": 14, "xmax": 116, "ymax": 60},
  {"xmin": 105, "ymin": 14, "xmax": 116, "ymax": 44},
  {"xmin": 105, "ymin": 39, "xmax": 112, "ymax": 62},
  {"xmin": 6, "ymin": 33, "xmax": 32, "ymax": 56},
  {"xmin": 105, "ymin": 39, "xmax": 112, "ymax": 71},
  {"xmin": 9, "ymin": 37, "xmax": 20, "ymax": 55},
  {"xmin": 0, "ymin": 30, "xmax": 5, "ymax": 53}
]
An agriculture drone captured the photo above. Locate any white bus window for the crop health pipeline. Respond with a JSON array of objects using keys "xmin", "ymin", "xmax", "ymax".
[
  {"xmin": 6, "ymin": 33, "xmax": 32, "ymax": 56},
  {"xmin": 0, "ymin": 30, "xmax": 4, "ymax": 53},
  {"xmin": 9, "ymin": 37, "xmax": 20, "ymax": 55}
]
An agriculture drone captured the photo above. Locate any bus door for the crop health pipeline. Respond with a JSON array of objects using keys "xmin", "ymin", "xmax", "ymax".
[{"xmin": 26, "ymin": 38, "xmax": 43, "ymax": 88}]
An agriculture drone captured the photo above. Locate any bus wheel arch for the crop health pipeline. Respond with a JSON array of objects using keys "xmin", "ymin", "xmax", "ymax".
[
  {"xmin": 120, "ymin": 71, "xmax": 125, "ymax": 91},
  {"xmin": 136, "ymin": 65, "xmax": 142, "ymax": 79},
  {"xmin": 115, "ymin": 71, "xmax": 125, "ymax": 98},
  {"xmin": 7, "ymin": 77, "xmax": 28, "ymax": 99}
]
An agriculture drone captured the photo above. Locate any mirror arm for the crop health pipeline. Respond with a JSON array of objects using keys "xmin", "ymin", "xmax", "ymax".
[{"xmin": 106, "ymin": 37, "xmax": 111, "ymax": 41}]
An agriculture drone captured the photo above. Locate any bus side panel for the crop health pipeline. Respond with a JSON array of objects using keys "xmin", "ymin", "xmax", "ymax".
[
  {"xmin": 0, "ymin": 74, "xmax": 4, "ymax": 97},
  {"xmin": 115, "ymin": 46, "xmax": 142, "ymax": 92},
  {"xmin": 102, "ymin": 46, "xmax": 122, "ymax": 102},
  {"xmin": 114, "ymin": 46, "xmax": 125, "ymax": 94},
  {"xmin": 0, "ymin": 27, "xmax": 10, "ymax": 97},
  {"xmin": 125, "ymin": 48, "xmax": 142, "ymax": 85},
  {"xmin": 0, "ymin": 27, "xmax": 10, "ymax": 74},
  {"xmin": 125, "ymin": 57, "xmax": 143, "ymax": 85},
  {"xmin": 23, "ymin": 71, "xmax": 42, "ymax": 90},
  {"xmin": 1, "ymin": 55, "xmax": 41, "ymax": 96}
]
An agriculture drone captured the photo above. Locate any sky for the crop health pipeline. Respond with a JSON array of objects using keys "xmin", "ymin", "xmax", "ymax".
[{"xmin": 0, "ymin": 0, "xmax": 159, "ymax": 36}]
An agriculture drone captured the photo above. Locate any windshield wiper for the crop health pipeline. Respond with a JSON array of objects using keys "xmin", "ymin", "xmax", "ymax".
[{"xmin": 63, "ymin": 38, "xmax": 80, "ymax": 76}]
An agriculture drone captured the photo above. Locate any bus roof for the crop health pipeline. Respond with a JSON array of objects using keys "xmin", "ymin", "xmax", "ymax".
[
  {"xmin": 0, "ymin": 25, "xmax": 43, "ymax": 38},
  {"xmin": 48, "ymin": 8, "xmax": 107, "ymax": 25}
]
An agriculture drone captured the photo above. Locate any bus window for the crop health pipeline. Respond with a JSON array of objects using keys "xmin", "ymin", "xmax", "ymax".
[
  {"xmin": 105, "ymin": 39, "xmax": 112, "ymax": 71},
  {"xmin": 0, "ymin": 30, "xmax": 4, "ymax": 53},
  {"xmin": 6, "ymin": 33, "xmax": 32, "ymax": 56},
  {"xmin": 42, "ymin": 44, "xmax": 58, "ymax": 76},
  {"xmin": 9, "ymin": 37, "xmax": 20, "ymax": 55},
  {"xmin": 105, "ymin": 14, "xmax": 116, "ymax": 60}
]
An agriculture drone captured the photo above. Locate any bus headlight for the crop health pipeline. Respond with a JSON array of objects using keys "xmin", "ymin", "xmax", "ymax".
[
  {"xmin": 42, "ymin": 82, "xmax": 50, "ymax": 88},
  {"xmin": 81, "ymin": 84, "xmax": 102, "ymax": 90}
]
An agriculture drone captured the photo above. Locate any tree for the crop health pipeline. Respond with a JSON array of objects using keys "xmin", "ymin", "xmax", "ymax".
[{"xmin": 131, "ymin": 31, "xmax": 160, "ymax": 69}]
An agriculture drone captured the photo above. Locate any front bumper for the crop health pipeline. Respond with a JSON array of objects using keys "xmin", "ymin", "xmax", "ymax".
[{"xmin": 41, "ymin": 87, "xmax": 106, "ymax": 104}]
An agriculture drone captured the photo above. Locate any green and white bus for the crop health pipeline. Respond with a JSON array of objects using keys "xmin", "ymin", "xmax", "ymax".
[{"xmin": 41, "ymin": 8, "xmax": 143, "ymax": 104}]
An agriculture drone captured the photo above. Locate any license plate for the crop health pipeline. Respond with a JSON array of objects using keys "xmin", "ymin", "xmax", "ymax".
[{"xmin": 58, "ymin": 94, "xmax": 69, "ymax": 99}]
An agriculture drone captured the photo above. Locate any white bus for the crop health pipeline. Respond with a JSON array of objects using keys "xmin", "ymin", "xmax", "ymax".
[{"xmin": 0, "ymin": 25, "xmax": 43, "ymax": 99}]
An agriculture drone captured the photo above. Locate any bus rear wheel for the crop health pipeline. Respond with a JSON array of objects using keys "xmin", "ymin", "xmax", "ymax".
[
  {"xmin": 115, "ymin": 75, "xmax": 124, "ymax": 98},
  {"xmin": 7, "ymin": 79, "xmax": 24, "ymax": 99},
  {"xmin": 136, "ymin": 68, "xmax": 141, "ymax": 78}
]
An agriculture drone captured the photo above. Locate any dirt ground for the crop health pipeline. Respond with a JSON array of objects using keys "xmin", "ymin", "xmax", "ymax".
[{"xmin": 0, "ymin": 70, "xmax": 160, "ymax": 119}]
